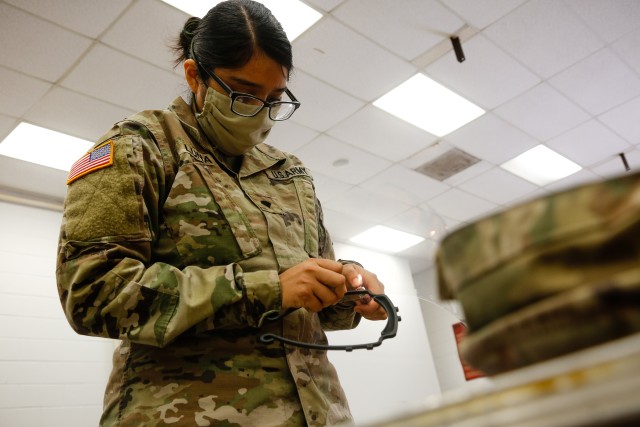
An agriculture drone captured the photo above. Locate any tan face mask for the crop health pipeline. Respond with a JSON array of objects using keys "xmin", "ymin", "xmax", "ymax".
[{"xmin": 195, "ymin": 87, "xmax": 275, "ymax": 156}]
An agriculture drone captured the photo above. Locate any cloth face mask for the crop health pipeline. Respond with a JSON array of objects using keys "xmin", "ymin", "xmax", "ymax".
[{"xmin": 195, "ymin": 87, "xmax": 275, "ymax": 156}]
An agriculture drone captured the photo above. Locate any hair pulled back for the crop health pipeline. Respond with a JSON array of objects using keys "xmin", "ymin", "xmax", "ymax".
[{"xmin": 173, "ymin": 0, "xmax": 293, "ymax": 81}]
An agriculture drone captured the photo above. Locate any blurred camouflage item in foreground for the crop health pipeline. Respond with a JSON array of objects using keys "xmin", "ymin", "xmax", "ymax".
[{"xmin": 436, "ymin": 171, "xmax": 640, "ymax": 374}]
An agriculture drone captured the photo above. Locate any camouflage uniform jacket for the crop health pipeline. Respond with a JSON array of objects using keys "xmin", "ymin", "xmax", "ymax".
[{"xmin": 56, "ymin": 96, "xmax": 360, "ymax": 426}]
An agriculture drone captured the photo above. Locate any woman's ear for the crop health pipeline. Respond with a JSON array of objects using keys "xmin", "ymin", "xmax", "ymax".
[{"xmin": 184, "ymin": 59, "xmax": 200, "ymax": 94}]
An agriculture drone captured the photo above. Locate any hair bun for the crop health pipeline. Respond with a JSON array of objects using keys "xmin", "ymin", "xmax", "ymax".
[{"xmin": 173, "ymin": 17, "xmax": 202, "ymax": 64}]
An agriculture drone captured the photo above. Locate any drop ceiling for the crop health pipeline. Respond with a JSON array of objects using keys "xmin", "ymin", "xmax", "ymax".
[{"xmin": 1, "ymin": 0, "xmax": 639, "ymax": 275}]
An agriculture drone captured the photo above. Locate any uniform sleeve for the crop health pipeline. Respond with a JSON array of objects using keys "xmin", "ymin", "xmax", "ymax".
[
  {"xmin": 313, "ymin": 196, "xmax": 362, "ymax": 331},
  {"xmin": 56, "ymin": 130, "xmax": 282, "ymax": 348}
]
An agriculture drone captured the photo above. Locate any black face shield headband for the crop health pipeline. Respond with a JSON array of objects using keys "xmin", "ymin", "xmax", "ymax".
[{"xmin": 260, "ymin": 289, "xmax": 400, "ymax": 351}]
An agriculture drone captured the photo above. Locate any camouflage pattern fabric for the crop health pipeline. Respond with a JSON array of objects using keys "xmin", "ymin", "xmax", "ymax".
[
  {"xmin": 56, "ymin": 96, "xmax": 359, "ymax": 426},
  {"xmin": 458, "ymin": 265, "xmax": 640, "ymax": 374},
  {"xmin": 436, "ymin": 171, "xmax": 640, "ymax": 332},
  {"xmin": 436, "ymin": 171, "xmax": 640, "ymax": 374}
]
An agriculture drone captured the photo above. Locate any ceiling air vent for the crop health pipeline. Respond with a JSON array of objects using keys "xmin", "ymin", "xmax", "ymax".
[{"xmin": 415, "ymin": 148, "xmax": 480, "ymax": 181}]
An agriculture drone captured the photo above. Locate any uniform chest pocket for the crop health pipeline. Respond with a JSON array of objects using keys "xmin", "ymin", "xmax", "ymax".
[
  {"xmin": 163, "ymin": 162, "xmax": 261, "ymax": 268},
  {"xmin": 245, "ymin": 176, "xmax": 319, "ymax": 262}
]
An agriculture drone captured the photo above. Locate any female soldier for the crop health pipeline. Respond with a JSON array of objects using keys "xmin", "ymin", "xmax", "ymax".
[{"xmin": 56, "ymin": 1, "xmax": 386, "ymax": 426}]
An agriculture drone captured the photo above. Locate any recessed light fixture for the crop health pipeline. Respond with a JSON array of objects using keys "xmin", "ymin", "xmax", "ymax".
[
  {"xmin": 373, "ymin": 73, "xmax": 485, "ymax": 137},
  {"xmin": 501, "ymin": 145, "xmax": 582, "ymax": 186},
  {"xmin": 160, "ymin": 0, "xmax": 321, "ymax": 41},
  {"xmin": 0, "ymin": 122, "xmax": 93, "ymax": 171},
  {"xmin": 349, "ymin": 225, "xmax": 425, "ymax": 253}
]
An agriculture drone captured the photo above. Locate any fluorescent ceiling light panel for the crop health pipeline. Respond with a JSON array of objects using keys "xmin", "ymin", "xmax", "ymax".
[
  {"xmin": 373, "ymin": 73, "xmax": 485, "ymax": 137},
  {"xmin": 501, "ymin": 145, "xmax": 582, "ymax": 186},
  {"xmin": 0, "ymin": 123, "xmax": 93, "ymax": 171},
  {"xmin": 160, "ymin": 0, "xmax": 321, "ymax": 41},
  {"xmin": 349, "ymin": 225, "xmax": 425, "ymax": 253}
]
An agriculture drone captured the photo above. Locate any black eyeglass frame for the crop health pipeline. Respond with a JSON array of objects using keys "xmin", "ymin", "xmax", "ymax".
[{"xmin": 201, "ymin": 67, "xmax": 301, "ymax": 121}]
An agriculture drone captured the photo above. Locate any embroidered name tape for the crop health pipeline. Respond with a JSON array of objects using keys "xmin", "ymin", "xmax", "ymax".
[
  {"xmin": 266, "ymin": 167, "xmax": 310, "ymax": 181},
  {"xmin": 67, "ymin": 140, "xmax": 114, "ymax": 185}
]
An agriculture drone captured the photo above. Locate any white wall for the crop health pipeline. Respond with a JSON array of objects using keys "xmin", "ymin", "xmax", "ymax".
[
  {"xmin": 329, "ymin": 243, "xmax": 440, "ymax": 426},
  {"xmin": 0, "ymin": 201, "xmax": 113, "ymax": 427},
  {"xmin": 413, "ymin": 267, "xmax": 492, "ymax": 393}
]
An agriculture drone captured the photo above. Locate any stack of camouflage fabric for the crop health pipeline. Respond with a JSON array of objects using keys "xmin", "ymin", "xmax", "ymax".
[{"xmin": 436, "ymin": 171, "xmax": 640, "ymax": 375}]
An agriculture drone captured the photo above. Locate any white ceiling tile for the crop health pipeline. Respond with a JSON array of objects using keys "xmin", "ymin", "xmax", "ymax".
[
  {"xmin": 0, "ymin": 156, "xmax": 67, "ymax": 201},
  {"xmin": 484, "ymin": 0, "xmax": 603, "ymax": 78},
  {"xmin": 311, "ymin": 172, "xmax": 353, "ymax": 203},
  {"xmin": 397, "ymin": 239, "xmax": 438, "ymax": 269},
  {"xmin": 102, "ymin": 0, "xmax": 187, "ymax": 71},
  {"xmin": 293, "ymin": 17, "xmax": 416, "ymax": 101},
  {"xmin": 322, "ymin": 208, "xmax": 375, "ymax": 242},
  {"xmin": 0, "ymin": 115, "xmax": 18, "ymax": 142},
  {"xmin": 22, "ymin": 87, "xmax": 134, "ymax": 142},
  {"xmin": 425, "ymin": 34, "xmax": 540, "ymax": 109},
  {"xmin": 564, "ymin": 0, "xmax": 640, "ymax": 44},
  {"xmin": 591, "ymin": 149, "xmax": 640, "ymax": 178},
  {"xmin": 0, "ymin": 67, "xmax": 52, "ymax": 118},
  {"xmin": 507, "ymin": 186, "xmax": 549, "ymax": 206},
  {"xmin": 288, "ymin": 71, "xmax": 364, "ymax": 131},
  {"xmin": 267, "ymin": 120, "xmax": 319, "ymax": 154},
  {"xmin": 444, "ymin": 113, "xmax": 538, "ymax": 164},
  {"xmin": 443, "ymin": 0, "xmax": 528, "ymax": 30},
  {"xmin": 294, "ymin": 135, "xmax": 391, "ymax": 185},
  {"xmin": 383, "ymin": 207, "xmax": 449, "ymax": 241},
  {"xmin": 612, "ymin": 27, "xmax": 640, "ymax": 77},
  {"xmin": 61, "ymin": 44, "xmax": 186, "ymax": 112},
  {"xmin": 5, "ymin": 0, "xmax": 132, "ymax": 38},
  {"xmin": 543, "ymin": 168, "xmax": 601, "ymax": 193},
  {"xmin": 359, "ymin": 165, "xmax": 450, "ymax": 205},
  {"xmin": 458, "ymin": 167, "xmax": 538, "ymax": 205},
  {"xmin": 546, "ymin": 120, "xmax": 631, "ymax": 167},
  {"xmin": 327, "ymin": 105, "xmax": 437, "ymax": 162},
  {"xmin": 333, "ymin": 0, "xmax": 464, "ymax": 61},
  {"xmin": 439, "ymin": 214, "xmax": 463, "ymax": 233},
  {"xmin": 494, "ymin": 83, "xmax": 590, "ymax": 141},
  {"xmin": 304, "ymin": 0, "xmax": 344, "ymax": 12},
  {"xmin": 323, "ymin": 186, "xmax": 412, "ymax": 223},
  {"xmin": 426, "ymin": 188, "xmax": 497, "ymax": 222},
  {"xmin": 549, "ymin": 48, "xmax": 640, "ymax": 116},
  {"xmin": 598, "ymin": 96, "xmax": 640, "ymax": 144},
  {"xmin": 0, "ymin": 3, "xmax": 92, "ymax": 82}
]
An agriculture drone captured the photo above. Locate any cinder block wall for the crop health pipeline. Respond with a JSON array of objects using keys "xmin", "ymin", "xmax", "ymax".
[{"xmin": 0, "ymin": 201, "xmax": 113, "ymax": 427}]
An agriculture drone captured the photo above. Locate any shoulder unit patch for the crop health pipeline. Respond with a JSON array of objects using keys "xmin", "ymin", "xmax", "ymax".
[{"xmin": 67, "ymin": 140, "xmax": 114, "ymax": 185}]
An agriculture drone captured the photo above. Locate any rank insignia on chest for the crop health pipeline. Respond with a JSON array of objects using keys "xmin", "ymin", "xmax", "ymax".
[{"xmin": 67, "ymin": 140, "xmax": 114, "ymax": 185}]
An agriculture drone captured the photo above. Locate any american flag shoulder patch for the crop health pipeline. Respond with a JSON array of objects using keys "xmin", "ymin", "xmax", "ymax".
[{"xmin": 67, "ymin": 140, "xmax": 114, "ymax": 185}]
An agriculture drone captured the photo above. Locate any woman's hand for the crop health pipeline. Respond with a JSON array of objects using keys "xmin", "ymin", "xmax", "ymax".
[
  {"xmin": 341, "ymin": 263, "xmax": 388, "ymax": 321},
  {"xmin": 279, "ymin": 258, "xmax": 347, "ymax": 312}
]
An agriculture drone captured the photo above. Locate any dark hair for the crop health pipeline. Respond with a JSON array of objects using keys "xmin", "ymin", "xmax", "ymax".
[{"xmin": 172, "ymin": 0, "xmax": 293, "ymax": 81}]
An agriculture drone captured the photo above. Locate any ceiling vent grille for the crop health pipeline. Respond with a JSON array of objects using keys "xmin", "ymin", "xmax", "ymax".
[{"xmin": 415, "ymin": 148, "xmax": 480, "ymax": 181}]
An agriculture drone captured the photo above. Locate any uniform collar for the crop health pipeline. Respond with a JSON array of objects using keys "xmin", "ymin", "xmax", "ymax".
[
  {"xmin": 241, "ymin": 144, "xmax": 287, "ymax": 178},
  {"xmin": 168, "ymin": 95, "xmax": 205, "ymax": 145}
]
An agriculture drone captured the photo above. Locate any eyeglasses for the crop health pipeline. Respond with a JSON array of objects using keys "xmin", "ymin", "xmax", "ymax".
[{"xmin": 201, "ymin": 67, "xmax": 301, "ymax": 121}]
